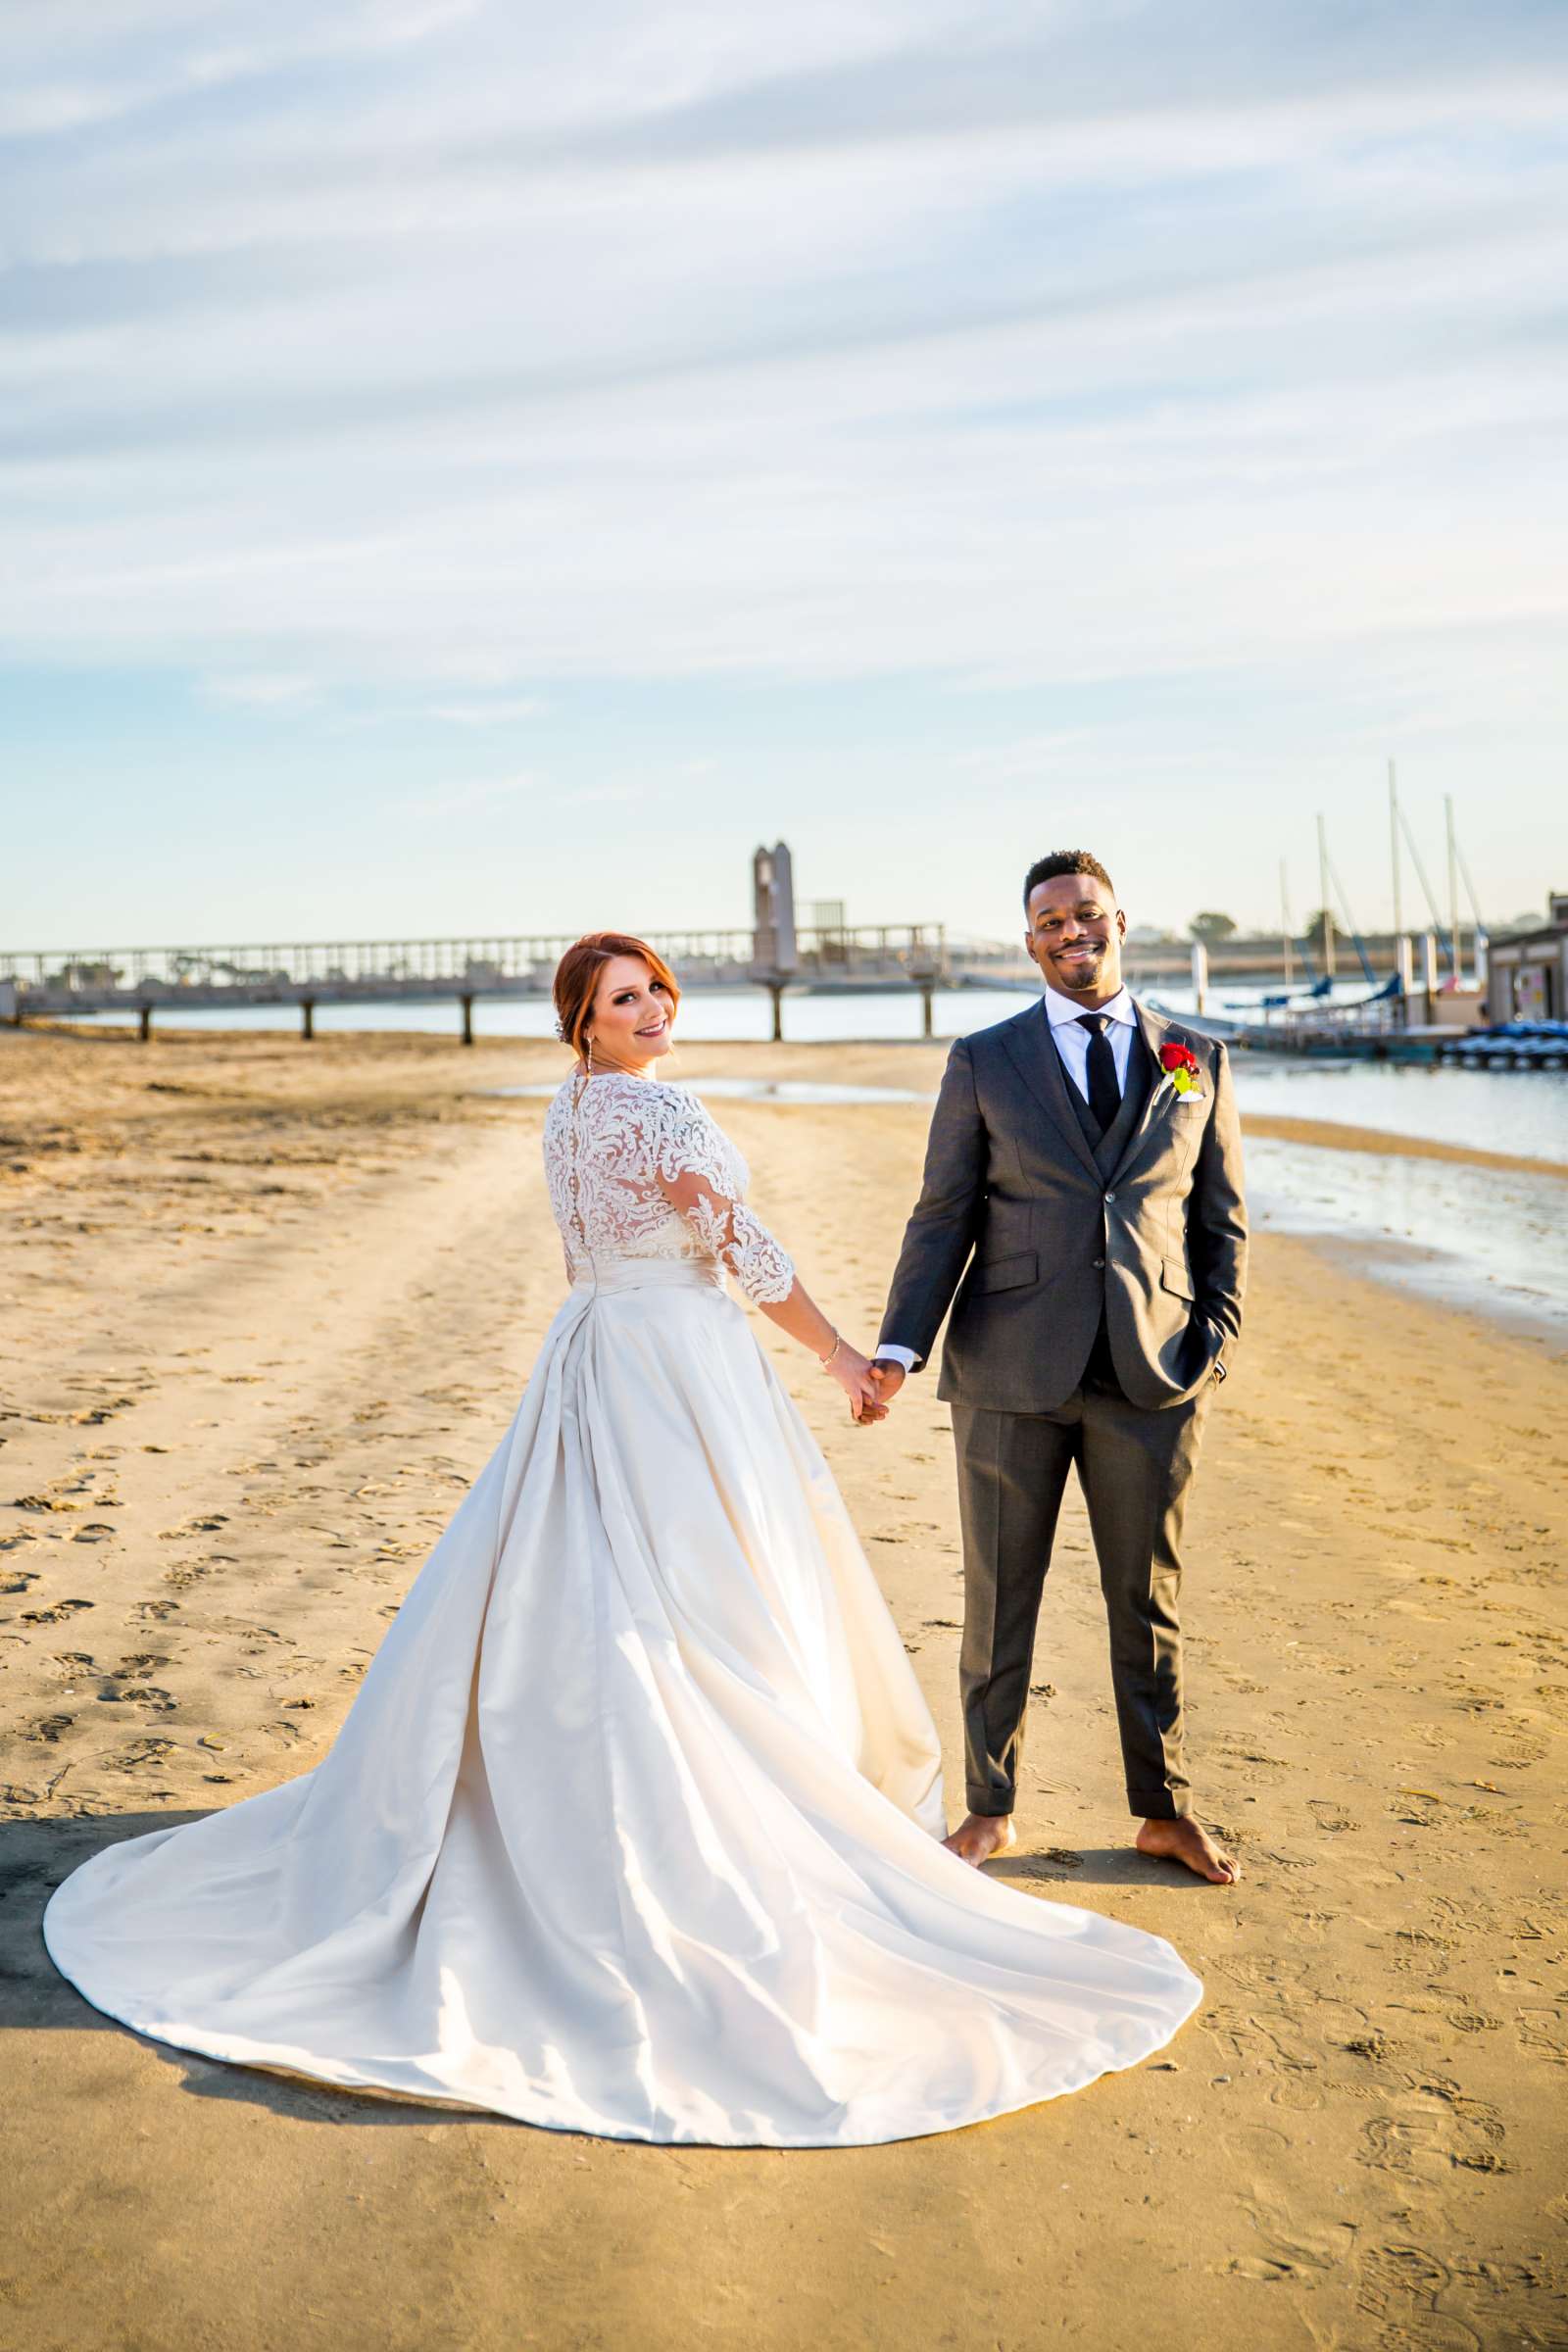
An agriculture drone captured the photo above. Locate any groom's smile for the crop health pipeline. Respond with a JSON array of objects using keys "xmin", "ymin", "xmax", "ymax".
[{"xmin": 1054, "ymin": 939, "xmax": 1104, "ymax": 981}]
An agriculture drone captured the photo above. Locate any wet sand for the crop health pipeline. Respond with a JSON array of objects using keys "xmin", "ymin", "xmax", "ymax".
[
  {"xmin": 1238, "ymin": 1111, "xmax": 1568, "ymax": 1185},
  {"xmin": 3, "ymin": 1024, "xmax": 1565, "ymax": 2352}
]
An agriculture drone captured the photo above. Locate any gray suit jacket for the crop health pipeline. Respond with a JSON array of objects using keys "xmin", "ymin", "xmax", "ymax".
[{"xmin": 882, "ymin": 996, "xmax": 1248, "ymax": 1414}]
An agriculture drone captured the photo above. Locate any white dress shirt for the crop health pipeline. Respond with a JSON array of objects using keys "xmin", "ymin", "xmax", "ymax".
[
  {"xmin": 1042, "ymin": 982, "xmax": 1138, "ymax": 1102},
  {"xmin": 876, "ymin": 987, "xmax": 1139, "ymax": 1370}
]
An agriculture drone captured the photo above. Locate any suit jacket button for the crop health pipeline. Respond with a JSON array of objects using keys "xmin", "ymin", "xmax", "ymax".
[
  {"xmin": 1104, "ymin": 1191, "xmax": 1116, "ymax": 1202},
  {"xmin": 1093, "ymin": 1256, "xmax": 1104, "ymax": 1269}
]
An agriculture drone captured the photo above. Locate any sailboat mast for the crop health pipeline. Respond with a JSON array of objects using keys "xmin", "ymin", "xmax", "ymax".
[
  {"xmin": 1389, "ymin": 760, "xmax": 1402, "ymax": 953},
  {"xmin": 1316, "ymin": 811, "xmax": 1336, "ymax": 979},
  {"xmin": 1279, "ymin": 859, "xmax": 1294, "ymax": 987},
  {"xmin": 1454, "ymin": 836, "xmax": 1488, "ymax": 936},
  {"xmin": 1445, "ymin": 794, "xmax": 1462, "ymax": 982}
]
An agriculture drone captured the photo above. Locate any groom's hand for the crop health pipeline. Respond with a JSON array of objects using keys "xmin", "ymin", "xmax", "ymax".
[{"xmin": 867, "ymin": 1359, "xmax": 906, "ymax": 1407}]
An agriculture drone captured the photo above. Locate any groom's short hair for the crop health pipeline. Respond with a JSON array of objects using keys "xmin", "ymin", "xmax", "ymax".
[{"xmin": 1023, "ymin": 851, "xmax": 1115, "ymax": 908}]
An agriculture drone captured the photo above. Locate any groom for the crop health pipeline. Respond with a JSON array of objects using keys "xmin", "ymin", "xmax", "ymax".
[{"xmin": 870, "ymin": 851, "xmax": 1247, "ymax": 1884}]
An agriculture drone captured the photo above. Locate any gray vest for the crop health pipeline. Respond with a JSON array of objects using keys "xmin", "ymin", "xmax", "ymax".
[{"xmin": 1055, "ymin": 1021, "xmax": 1155, "ymax": 1178}]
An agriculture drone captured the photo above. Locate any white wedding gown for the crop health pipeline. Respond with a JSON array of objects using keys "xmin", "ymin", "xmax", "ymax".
[{"xmin": 44, "ymin": 1072, "xmax": 1200, "ymax": 2145}]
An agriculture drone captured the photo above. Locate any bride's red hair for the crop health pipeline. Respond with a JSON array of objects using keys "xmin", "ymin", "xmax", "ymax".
[{"xmin": 553, "ymin": 933, "xmax": 681, "ymax": 1058}]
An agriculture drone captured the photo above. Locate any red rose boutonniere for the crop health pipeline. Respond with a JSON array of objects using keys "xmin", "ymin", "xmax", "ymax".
[{"xmin": 1159, "ymin": 1040, "xmax": 1202, "ymax": 1099}]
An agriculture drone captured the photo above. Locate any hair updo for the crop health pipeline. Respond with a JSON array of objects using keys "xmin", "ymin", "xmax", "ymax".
[{"xmin": 552, "ymin": 932, "xmax": 681, "ymax": 1059}]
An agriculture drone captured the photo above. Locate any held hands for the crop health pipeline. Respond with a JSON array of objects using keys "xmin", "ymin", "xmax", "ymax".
[
  {"xmin": 822, "ymin": 1339, "xmax": 890, "ymax": 1424},
  {"xmin": 866, "ymin": 1358, "xmax": 906, "ymax": 1410}
]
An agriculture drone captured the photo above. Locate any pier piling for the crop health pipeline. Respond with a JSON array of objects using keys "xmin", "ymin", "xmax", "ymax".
[
  {"xmin": 300, "ymin": 1000, "xmax": 316, "ymax": 1041},
  {"xmin": 461, "ymin": 994, "xmax": 475, "ymax": 1047}
]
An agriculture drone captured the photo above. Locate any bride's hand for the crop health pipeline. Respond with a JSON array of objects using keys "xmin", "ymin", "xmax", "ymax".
[{"xmin": 826, "ymin": 1340, "xmax": 887, "ymax": 1423}]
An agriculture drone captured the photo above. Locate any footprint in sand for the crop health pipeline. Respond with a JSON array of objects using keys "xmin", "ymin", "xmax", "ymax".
[
  {"xmin": 102, "ymin": 1684, "xmax": 178, "ymax": 1713},
  {"xmin": 20, "ymin": 1598, "xmax": 95, "ymax": 1625},
  {"xmin": 24, "ymin": 1714, "xmax": 74, "ymax": 1743},
  {"xmin": 1307, "ymin": 1798, "xmax": 1361, "ymax": 1833},
  {"xmin": 1352, "ymin": 2243, "xmax": 1480, "ymax": 2352},
  {"xmin": 211, "ymin": 1618, "xmax": 291, "ymax": 1651},
  {"xmin": 1392, "ymin": 1928, "xmax": 1454, "ymax": 1978},
  {"xmin": 162, "ymin": 1561, "xmax": 219, "ymax": 1591},
  {"xmin": 1512, "ymin": 2007, "xmax": 1567, "ymax": 2067},
  {"xmin": 1227, "ymin": 2193, "xmax": 1355, "ymax": 2285},
  {"xmin": 105, "ymin": 1737, "xmax": 179, "ymax": 1772},
  {"xmin": 1203, "ymin": 2006, "xmax": 1325, "ymax": 2111},
  {"xmin": 1357, "ymin": 2081, "xmax": 1509, "ymax": 2180}
]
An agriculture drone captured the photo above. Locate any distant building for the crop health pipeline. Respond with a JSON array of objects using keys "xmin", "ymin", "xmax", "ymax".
[{"xmin": 1486, "ymin": 891, "xmax": 1568, "ymax": 1021}]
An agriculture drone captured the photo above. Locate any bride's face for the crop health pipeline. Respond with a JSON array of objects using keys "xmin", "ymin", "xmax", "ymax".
[{"xmin": 584, "ymin": 956, "xmax": 675, "ymax": 1070}]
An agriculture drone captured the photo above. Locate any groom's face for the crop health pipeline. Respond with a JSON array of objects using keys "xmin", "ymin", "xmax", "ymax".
[{"xmin": 1024, "ymin": 873, "xmax": 1126, "ymax": 1004}]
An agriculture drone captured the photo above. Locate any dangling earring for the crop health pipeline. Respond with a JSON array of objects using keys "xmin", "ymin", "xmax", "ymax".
[{"xmin": 583, "ymin": 1031, "xmax": 594, "ymax": 1075}]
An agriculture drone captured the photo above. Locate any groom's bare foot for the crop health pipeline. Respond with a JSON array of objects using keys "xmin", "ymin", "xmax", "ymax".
[
  {"xmin": 943, "ymin": 1812, "xmax": 1017, "ymax": 1867},
  {"xmin": 1135, "ymin": 1817, "xmax": 1237, "ymax": 1884}
]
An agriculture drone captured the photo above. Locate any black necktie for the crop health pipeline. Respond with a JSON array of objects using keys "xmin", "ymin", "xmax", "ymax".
[{"xmin": 1076, "ymin": 1012, "xmax": 1121, "ymax": 1133}]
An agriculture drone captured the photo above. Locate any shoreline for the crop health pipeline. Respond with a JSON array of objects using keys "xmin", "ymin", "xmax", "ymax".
[
  {"xmin": 15, "ymin": 1016, "xmax": 1564, "ymax": 1179},
  {"xmin": 3, "ymin": 1026, "xmax": 1565, "ymax": 2349},
  {"xmin": 1239, "ymin": 1109, "xmax": 1568, "ymax": 1182}
]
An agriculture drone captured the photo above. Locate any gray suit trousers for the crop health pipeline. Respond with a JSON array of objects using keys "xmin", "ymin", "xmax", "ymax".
[{"xmin": 952, "ymin": 1376, "xmax": 1211, "ymax": 1821}]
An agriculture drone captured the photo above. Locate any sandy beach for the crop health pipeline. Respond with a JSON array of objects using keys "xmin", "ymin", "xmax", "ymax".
[{"xmin": 3, "ymin": 1022, "xmax": 1565, "ymax": 2352}]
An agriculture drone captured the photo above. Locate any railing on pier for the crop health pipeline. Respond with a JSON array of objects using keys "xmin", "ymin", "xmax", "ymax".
[
  {"xmin": 0, "ymin": 922, "xmax": 1034, "ymax": 1041},
  {"xmin": 0, "ymin": 923, "xmax": 958, "ymax": 1005}
]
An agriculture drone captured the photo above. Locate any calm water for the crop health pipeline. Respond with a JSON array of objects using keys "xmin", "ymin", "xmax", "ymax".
[
  {"xmin": 1230, "ymin": 1057, "xmax": 1568, "ymax": 1340},
  {"xmin": 1232, "ymin": 1058, "xmax": 1568, "ymax": 1166},
  {"xmin": 54, "ymin": 985, "xmax": 1037, "ymax": 1046},
  {"xmin": 1243, "ymin": 1140, "xmax": 1568, "ymax": 1340},
  {"xmin": 46, "ymin": 975, "xmax": 1368, "ymax": 1048}
]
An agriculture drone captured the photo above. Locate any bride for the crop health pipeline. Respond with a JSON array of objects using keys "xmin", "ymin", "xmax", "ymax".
[{"xmin": 44, "ymin": 932, "xmax": 1200, "ymax": 2147}]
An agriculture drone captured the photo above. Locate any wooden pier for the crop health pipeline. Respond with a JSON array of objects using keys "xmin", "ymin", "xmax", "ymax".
[{"xmin": 0, "ymin": 922, "xmax": 1039, "ymax": 1044}]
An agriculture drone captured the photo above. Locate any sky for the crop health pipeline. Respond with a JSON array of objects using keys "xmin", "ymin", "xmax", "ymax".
[{"xmin": 4, "ymin": 0, "xmax": 1566, "ymax": 952}]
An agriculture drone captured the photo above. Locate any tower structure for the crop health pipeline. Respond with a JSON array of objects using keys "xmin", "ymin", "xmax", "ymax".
[{"xmin": 751, "ymin": 842, "xmax": 799, "ymax": 977}]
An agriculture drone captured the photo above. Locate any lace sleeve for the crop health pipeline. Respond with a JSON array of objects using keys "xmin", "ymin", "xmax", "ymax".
[{"xmin": 649, "ymin": 1090, "xmax": 797, "ymax": 1306}]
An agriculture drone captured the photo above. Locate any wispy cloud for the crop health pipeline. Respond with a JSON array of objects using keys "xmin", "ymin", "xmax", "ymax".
[
  {"xmin": 420, "ymin": 697, "xmax": 545, "ymax": 726},
  {"xmin": 394, "ymin": 770, "xmax": 544, "ymax": 817},
  {"xmin": 201, "ymin": 671, "xmax": 318, "ymax": 709}
]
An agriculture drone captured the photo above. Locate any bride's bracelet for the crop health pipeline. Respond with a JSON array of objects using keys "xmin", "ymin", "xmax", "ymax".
[{"xmin": 818, "ymin": 1329, "xmax": 845, "ymax": 1370}]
